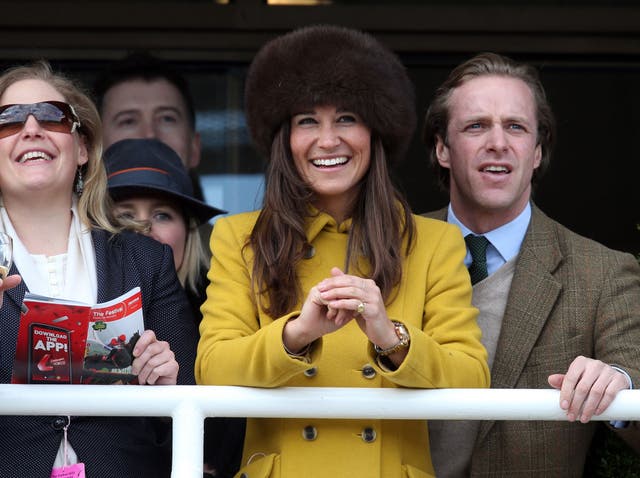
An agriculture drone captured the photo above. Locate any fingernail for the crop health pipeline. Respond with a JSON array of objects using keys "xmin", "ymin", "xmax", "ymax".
[{"xmin": 561, "ymin": 400, "xmax": 569, "ymax": 410}]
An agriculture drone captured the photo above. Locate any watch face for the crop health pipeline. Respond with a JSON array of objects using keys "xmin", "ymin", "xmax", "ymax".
[
  {"xmin": 393, "ymin": 322, "xmax": 410, "ymax": 344},
  {"xmin": 374, "ymin": 322, "xmax": 411, "ymax": 356}
]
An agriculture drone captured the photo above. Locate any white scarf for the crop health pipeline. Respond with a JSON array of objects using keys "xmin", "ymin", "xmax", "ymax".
[{"xmin": 0, "ymin": 196, "xmax": 97, "ymax": 306}]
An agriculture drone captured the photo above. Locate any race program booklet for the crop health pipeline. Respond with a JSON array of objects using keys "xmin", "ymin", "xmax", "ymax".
[{"xmin": 12, "ymin": 287, "xmax": 144, "ymax": 385}]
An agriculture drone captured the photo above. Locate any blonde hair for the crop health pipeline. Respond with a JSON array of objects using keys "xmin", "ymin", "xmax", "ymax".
[
  {"xmin": 178, "ymin": 217, "xmax": 209, "ymax": 294},
  {"xmin": 0, "ymin": 60, "xmax": 117, "ymax": 232},
  {"xmin": 116, "ymin": 213, "xmax": 208, "ymax": 294}
]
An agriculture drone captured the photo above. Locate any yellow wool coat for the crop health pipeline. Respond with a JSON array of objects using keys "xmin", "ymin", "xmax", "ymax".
[{"xmin": 196, "ymin": 210, "xmax": 489, "ymax": 478}]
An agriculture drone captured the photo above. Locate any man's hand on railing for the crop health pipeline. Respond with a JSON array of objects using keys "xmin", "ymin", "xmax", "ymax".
[
  {"xmin": 548, "ymin": 355, "xmax": 630, "ymax": 424},
  {"xmin": 131, "ymin": 329, "xmax": 179, "ymax": 385}
]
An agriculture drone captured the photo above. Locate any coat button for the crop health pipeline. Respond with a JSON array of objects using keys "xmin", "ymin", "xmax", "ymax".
[
  {"xmin": 304, "ymin": 367, "xmax": 317, "ymax": 377},
  {"xmin": 239, "ymin": 474, "xmax": 248, "ymax": 478},
  {"xmin": 302, "ymin": 425, "xmax": 318, "ymax": 441},
  {"xmin": 361, "ymin": 427, "xmax": 376, "ymax": 443},
  {"xmin": 303, "ymin": 245, "xmax": 315, "ymax": 259},
  {"xmin": 52, "ymin": 416, "xmax": 68, "ymax": 430},
  {"xmin": 362, "ymin": 365, "xmax": 376, "ymax": 379}
]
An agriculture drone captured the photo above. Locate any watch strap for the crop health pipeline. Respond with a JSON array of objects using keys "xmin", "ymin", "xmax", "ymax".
[{"xmin": 374, "ymin": 321, "xmax": 410, "ymax": 357}]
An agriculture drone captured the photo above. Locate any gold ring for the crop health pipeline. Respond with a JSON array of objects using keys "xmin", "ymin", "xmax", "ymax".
[{"xmin": 356, "ymin": 302, "xmax": 365, "ymax": 315}]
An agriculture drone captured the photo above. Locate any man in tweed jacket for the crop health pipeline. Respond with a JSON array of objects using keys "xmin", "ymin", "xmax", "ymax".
[{"xmin": 422, "ymin": 52, "xmax": 640, "ymax": 477}]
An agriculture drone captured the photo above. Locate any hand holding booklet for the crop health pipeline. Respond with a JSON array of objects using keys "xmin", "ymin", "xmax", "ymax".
[{"xmin": 12, "ymin": 287, "xmax": 144, "ymax": 385}]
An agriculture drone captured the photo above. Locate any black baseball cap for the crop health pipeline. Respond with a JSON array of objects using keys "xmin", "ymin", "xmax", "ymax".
[{"xmin": 104, "ymin": 138, "xmax": 226, "ymax": 224}]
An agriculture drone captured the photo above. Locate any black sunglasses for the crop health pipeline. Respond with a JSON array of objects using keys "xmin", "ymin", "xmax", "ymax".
[{"xmin": 0, "ymin": 101, "xmax": 81, "ymax": 139}]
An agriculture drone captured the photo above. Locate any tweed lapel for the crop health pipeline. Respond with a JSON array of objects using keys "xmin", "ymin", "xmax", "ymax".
[
  {"xmin": 421, "ymin": 206, "xmax": 447, "ymax": 222},
  {"xmin": 476, "ymin": 206, "xmax": 563, "ymax": 443}
]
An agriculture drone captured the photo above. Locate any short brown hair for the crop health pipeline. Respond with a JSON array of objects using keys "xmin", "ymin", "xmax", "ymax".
[{"xmin": 423, "ymin": 52, "xmax": 556, "ymax": 189}]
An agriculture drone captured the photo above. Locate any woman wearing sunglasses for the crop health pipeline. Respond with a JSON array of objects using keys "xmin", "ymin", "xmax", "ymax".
[{"xmin": 0, "ymin": 61, "xmax": 198, "ymax": 477}]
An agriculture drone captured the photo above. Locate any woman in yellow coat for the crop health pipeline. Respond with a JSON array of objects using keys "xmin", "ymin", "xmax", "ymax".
[{"xmin": 196, "ymin": 25, "xmax": 489, "ymax": 478}]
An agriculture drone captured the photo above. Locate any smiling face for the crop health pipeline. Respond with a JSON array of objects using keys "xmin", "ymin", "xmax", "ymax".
[
  {"xmin": 112, "ymin": 194, "xmax": 187, "ymax": 270},
  {"xmin": 436, "ymin": 75, "xmax": 541, "ymax": 232},
  {"xmin": 0, "ymin": 79, "xmax": 88, "ymax": 202},
  {"xmin": 289, "ymin": 105, "xmax": 371, "ymax": 221},
  {"xmin": 101, "ymin": 78, "xmax": 200, "ymax": 169}
]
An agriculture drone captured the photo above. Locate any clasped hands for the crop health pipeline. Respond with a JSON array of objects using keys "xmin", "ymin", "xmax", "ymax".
[{"xmin": 283, "ymin": 267, "xmax": 404, "ymax": 363}]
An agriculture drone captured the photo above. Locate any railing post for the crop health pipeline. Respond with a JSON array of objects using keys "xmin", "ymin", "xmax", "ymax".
[{"xmin": 171, "ymin": 399, "xmax": 204, "ymax": 478}]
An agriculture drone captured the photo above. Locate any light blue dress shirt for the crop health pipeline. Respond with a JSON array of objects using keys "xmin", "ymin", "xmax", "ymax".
[{"xmin": 447, "ymin": 202, "xmax": 531, "ymax": 277}]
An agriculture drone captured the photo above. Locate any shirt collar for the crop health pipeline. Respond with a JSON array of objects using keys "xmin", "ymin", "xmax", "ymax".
[{"xmin": 447, "ymin": 202, "xmax": 531, "ymax": 264}]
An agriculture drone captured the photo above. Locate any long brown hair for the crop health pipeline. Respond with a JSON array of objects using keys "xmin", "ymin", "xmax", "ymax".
[{"xmin": 248, "ymin": 123, "xmax": 415, "ymax": 318}]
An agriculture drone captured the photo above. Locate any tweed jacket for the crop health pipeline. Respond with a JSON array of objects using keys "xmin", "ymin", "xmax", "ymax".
[
  {"xmin": 196, "ymin": 210, "xmax": 490, "ymax": 478},
  {"xmin": 0, "ymin": 229, "xmax": 198, "ymax": 478},
  {"xmin": 425, "ymin": 205, "xmax": 640, "ymax": 477}
]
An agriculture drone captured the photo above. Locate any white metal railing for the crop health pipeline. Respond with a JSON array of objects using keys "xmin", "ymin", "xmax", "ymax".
[{"xmin": 2, "ymin": 385, "xmax": 640, "ymax": 478}]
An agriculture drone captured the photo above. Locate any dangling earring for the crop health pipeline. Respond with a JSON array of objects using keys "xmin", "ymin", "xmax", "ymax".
[{"xmin": 74, "ymin": 167, "xmax": 84, "ymax": 196}]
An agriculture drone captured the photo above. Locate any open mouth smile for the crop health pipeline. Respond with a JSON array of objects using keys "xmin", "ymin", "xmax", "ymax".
[
  {"xmin": 482, "ymin": 165, "xmax": 510, "ymax": 174},
  {"xmin": 312, "ymin": 156, "xmax": 349, "ymax": 167},
  {"xmin": 17, "ymin": 151, "xmax": 53, "ymax": 164}
]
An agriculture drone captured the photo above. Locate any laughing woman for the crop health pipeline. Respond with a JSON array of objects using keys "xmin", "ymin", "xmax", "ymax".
[
  {"xmin": 0, "ymin": 61, "xmax": 197, "ymax": 477},
  {"xmin": 195, "ymin": 25, "xmax": 490, "ymax": 478}
]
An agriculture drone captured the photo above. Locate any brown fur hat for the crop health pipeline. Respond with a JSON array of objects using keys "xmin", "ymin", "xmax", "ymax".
[{"xmin": 244, "ymin": 24, "xmax": 416, "ymax": 163}]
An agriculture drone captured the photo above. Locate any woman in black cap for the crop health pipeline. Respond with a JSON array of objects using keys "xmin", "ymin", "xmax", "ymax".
[
  {"xmin": 196, "ymin": 25, "xmax": 489, "ymax": 478},
  {"xmin": 104, "ymin": 138, "xmax": 243, "ymax": 478},
  {"xmin": 0, "ymin": 61, "xmax": 197, "ymax": 477},
  {"xmin": 104, "ymin": 137, "xmax": 224, "ymax": 325}
]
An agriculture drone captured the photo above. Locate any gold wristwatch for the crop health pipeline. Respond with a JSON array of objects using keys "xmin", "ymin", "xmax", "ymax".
[{"xmin": 374, "ymin": 321, "xmax": 410, "ymax": 356}]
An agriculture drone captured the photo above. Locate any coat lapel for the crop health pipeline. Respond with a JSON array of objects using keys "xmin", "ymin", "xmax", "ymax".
[
  {"xmin": 421, "ymin": 207, "xmax": 447, "ymax": 222},
  {"xmin": 92, "ymin": 229, "xmax": 122, "ymax": 303},
  {"xmin": 4, "ymin": 262, "xmax": 27, "ymax": 313},
  {"xmin": 0, "ymin": 262, "xmax": 28, "ymax": 382},
  {"xmin": 476, "ymin": 206, "xmax": 563, "ymax": 443}
]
